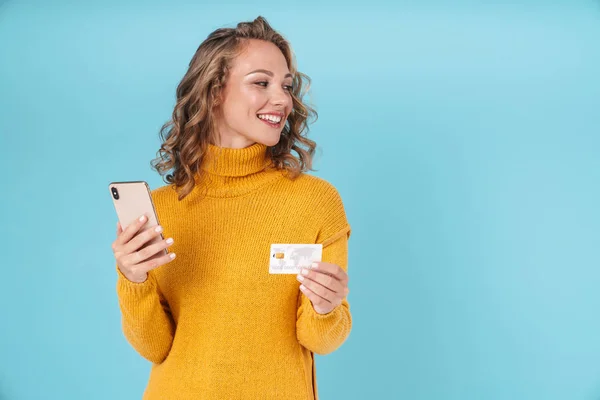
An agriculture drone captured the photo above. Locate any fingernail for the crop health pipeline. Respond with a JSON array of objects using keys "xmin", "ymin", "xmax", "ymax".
[
  {"xmin": 311, "ymin": 262, "xmax": 318, "ymax": 269},
  {"xmin": 301, "ymin": 268, "xmax": 309, "ymax": 276},
  {"xmin": 297, "ymin": 274, "xmax": 304, "ymax": 282},
  {"xmin": 166, "ymin": 237, "xmax": 173, "ymax": 244},
  {"xmin": 139, "ymin": 215, "xmax": 146, "ymax": 222},
  {"xmin": 155, "ymin": 225, "xmax": 163, "ymax": 233}
]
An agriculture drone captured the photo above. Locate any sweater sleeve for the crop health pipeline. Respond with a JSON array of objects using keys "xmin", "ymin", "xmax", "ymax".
[
  {"xmin": 296, "ymin": 183, "xmax": 353, "ymax": 355},
  {"xmin": 116, "ymin": 265, "xmax": 175, "ymax": 364}
]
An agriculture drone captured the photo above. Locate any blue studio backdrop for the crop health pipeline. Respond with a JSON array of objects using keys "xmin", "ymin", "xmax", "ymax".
[{"xmin": 1, "ymin": 1, "xmax": 599, "ymax": 399}]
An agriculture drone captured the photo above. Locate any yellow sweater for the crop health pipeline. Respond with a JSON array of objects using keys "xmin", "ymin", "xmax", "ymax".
[{"xmin": 115, "ymin": 142, "xmax": 352, "ymax": 399}]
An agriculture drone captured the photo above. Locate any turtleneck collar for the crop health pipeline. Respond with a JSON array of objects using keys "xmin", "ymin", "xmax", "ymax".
[
  {"xmin": 193, "ymin": 142, "xmax": 284, "ymax": 198},
  {"xmin": 201, "ymin": 142, "xmax": 271, "ymax": 177}
]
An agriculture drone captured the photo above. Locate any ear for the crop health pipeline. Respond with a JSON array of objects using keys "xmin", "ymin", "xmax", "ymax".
[
  {"xmin": 211, "ymin": 91, "xmax": 221, "ymax": 108},
  {"xmin": 210, "ymin": 82, "xmax": 223, "ymax": 108}
]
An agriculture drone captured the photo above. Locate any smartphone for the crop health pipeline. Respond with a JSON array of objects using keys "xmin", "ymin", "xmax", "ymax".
[{"xmin": 108, "ymin": 180, "xmax": 168, "ymax": 256}]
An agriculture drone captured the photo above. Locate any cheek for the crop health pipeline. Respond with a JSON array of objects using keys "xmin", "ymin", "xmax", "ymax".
[
  {"xmin": 224, "ymin": 93, "xmax": 255, "ymax": 118},
  {"xmin": 240, "ymin": 87, "xmax": 265, "ymax": 109},
  {"xmin": 223, "ymin": 87, "xmax": 266, "ymax": 121},
  {"xmin": 246, "ymin": 94, "xmax": 264, "ymax": 113}
]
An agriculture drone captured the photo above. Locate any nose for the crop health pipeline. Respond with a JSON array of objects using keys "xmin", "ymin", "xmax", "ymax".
[{"xmin": 270, "ymin": 86, "xmax": 291, "ymax": 110}]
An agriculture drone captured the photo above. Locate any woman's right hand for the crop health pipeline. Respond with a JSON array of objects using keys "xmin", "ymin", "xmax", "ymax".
[{"xmin": 112, "ymin": 214, "xmax": 176, "ymax": 283}]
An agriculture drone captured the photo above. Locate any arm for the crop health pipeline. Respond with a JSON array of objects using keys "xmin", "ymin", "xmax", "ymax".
[
  {"xmin": 116, "ymin": 266, "xmax": 175, "ymax": 364},
  {"xmin": 296, "ymin": 225, "xmax": 352, "ymax": 355},
  {"xmin": 296, "ymin": 180, "xmax": 353, "ymax": 355}
]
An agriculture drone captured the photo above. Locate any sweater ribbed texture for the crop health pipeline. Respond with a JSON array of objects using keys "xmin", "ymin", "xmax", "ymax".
[{"xmin": 115, "ymin": 142, "xmax": 352, "ymax": 400}]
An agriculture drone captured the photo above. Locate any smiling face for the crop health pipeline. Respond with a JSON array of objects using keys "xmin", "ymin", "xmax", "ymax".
[{"xmin": 213, "ymin": 39, "xmax": 294, "ymax": 148}]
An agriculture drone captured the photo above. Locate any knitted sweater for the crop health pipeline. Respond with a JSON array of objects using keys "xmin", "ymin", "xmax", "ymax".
[{"xmin": 115, "ymin": 142, "xmax": 352, "ymax": 399}]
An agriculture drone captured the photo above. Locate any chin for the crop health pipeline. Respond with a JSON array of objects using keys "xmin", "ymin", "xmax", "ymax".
[{"xmin": 253, "ymin": 135, "xmax": 281, "ymax": 147}]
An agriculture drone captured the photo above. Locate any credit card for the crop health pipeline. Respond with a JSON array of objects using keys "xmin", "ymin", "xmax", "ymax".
[{"xmin": 269, "ymin": 244, "xmax": 323, "ymax": 274}]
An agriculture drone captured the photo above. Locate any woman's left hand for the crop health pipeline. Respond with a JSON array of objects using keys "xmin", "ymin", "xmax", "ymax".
[{"xmin": 297, "ymin": 262, "xmax": 350, "ymax": 315}]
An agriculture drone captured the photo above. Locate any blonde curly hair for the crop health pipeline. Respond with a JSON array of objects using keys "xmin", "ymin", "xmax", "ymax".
[{"xmin": 150, "ymin": 16, "xmax": 318, "ymax": 200}]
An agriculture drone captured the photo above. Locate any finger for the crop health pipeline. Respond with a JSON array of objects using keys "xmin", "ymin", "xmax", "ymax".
[
  {"xmin": 311, "ymin": 261, "xmax": 348, "ymax": 285},
  {"xmin": 138, "ymin": 249, "xmax": 177, "ymax": 274},
  {"xmin": 114, "ymin": 214, "xmax": 149, "ymax": 249},
  {"xmin": 298, "ymin": 268, "xmax": 345, "ymax": 294},
  {"xmin": 298, "ymin": 275, "xmax": 337, "ymax": 303},
  {"xmin": 123, "ymin": 235, "xmax": 174, "ymax": 266},
  {"xmin": 299, "ymin": 283, "xmax": 332, "ymax": 306},
  {"xmin": 112, "ymin": 221, "xmax": 125, "ymax": 252},
  {"xmin": 121, "ymin": 223, "xmax": 163, "ymax": 257}
]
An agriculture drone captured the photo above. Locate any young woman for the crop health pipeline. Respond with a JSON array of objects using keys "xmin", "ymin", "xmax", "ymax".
[{"xmin": 111, "ymin": 16, "xmax": 352, "ymax": 400}]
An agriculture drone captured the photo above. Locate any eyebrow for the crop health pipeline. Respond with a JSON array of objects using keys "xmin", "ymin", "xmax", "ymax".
[{"xmin": 246, "ymin": 69, "xmax": 293, "ymax": 79}]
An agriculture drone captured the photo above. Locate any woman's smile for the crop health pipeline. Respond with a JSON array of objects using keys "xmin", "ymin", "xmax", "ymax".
[{"xmin": 257, "ymin": 113, "xmax": 284, "ymax": 128}]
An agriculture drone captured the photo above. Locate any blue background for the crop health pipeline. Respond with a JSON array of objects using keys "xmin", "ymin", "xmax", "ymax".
[{"xmin": 1, "ymin": 1, "xmax": 600, "ymax": 399}]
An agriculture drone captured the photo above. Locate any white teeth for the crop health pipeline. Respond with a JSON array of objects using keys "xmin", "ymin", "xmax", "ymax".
[{"xmin": 258, "ymin": 114, "xmax": 282, "ymax": 123}]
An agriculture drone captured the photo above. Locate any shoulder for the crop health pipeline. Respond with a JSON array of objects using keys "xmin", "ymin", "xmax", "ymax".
[
  {"xmin": 287, "ymin": 173, "xmax": 350, "ymax": 245},
  {"xmin": 285, "ymin": 173, "xmax": 344, "ymax": 201},
  {"xmin": 148, "ymin": 183, "xmax": 181, "ymax": 211},
  {"xmin": 150, "ymin": 184, "xmax": 175, "ymax": 200},
  {"xmin": 280, "ymin": 172, "xmax": 347, "ymax": 214}
]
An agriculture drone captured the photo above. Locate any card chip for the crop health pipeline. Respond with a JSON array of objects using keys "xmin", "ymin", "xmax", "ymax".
[{"xmin": 275, "ymin": 252, "xmax": 285, "ymax": 259}]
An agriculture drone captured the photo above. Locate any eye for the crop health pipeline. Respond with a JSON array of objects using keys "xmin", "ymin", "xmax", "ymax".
[{"xmin": 255, "ymin": 81, "xmax": 294, "ymax": 92}]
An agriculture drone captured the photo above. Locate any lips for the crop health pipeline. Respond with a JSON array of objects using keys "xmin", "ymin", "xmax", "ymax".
[
  {"xmin": 258, "ymin": 116, "xmax": 281, "ymax": 128},
  {"xmin": 257, "ymin": 114, "xmax": 283, "ymax": 128}
]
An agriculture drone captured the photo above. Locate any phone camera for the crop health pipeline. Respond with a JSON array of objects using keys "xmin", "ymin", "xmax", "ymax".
[{"xmin": 111, "ymin": 187, "xmax": 120, "ymax": 200}]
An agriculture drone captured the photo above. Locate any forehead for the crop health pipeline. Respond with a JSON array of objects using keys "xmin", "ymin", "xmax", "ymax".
[{"xmin": 231, "ymin": 39, "xmax": 290, "ymax": 76}]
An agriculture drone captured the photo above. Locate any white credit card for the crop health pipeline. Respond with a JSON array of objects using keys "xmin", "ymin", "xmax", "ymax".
[{"xmin": 269, "ymin": 244, "xmax": 323, "ymax": 274}]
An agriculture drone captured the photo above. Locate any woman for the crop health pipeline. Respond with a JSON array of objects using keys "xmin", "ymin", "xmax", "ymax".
[{"xmin": 111, "ymin": 16, "xmax": 352, "ymax": 400}]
